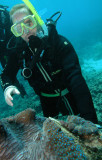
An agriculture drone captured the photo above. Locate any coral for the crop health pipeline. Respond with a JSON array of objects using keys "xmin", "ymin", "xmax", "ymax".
[
  {"xmin": 0, "ymin": 108, "xmax": 102, "ymax": 160},
  {"xmin": 6, "ymin": 108, "xmax": 36, "ymax": 124},
  {"xmin": 60, "ymin": 115, "xmax": 99, "ymax": 136},
  {"xmin": 42, "ymin": 117, "xmax": 87, "ymax": 160}
]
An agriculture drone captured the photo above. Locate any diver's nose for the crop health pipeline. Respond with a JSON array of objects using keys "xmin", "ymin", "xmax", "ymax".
[{"xmin": 23, "ymin": 27, "xmax": 29, "ymax": 34}]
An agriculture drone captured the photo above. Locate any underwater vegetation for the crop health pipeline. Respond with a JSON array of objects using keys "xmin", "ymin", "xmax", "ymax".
[{"xmin": 0, "ymin": 108, "xmax": 102, "ymax": 160}]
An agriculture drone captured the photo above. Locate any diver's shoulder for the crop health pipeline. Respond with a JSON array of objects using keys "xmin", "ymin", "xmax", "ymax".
[{"xmin": 58, "ymin": 34, "xmax": 72, "ymax": 47}]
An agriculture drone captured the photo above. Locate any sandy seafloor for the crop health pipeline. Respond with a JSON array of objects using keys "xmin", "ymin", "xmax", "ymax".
[{"xmin": 0, "ymin": 41, "xmax": 102, "ymax": 126}]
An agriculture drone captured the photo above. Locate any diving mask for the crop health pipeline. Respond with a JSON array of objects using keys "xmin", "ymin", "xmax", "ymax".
[
  {"xmin": 11, "ymin": 15, "xmax": 37, "ymax": 37},
  {"xmin": 22, "ymin": 0, "xmax": 48, "ymax": 37}
]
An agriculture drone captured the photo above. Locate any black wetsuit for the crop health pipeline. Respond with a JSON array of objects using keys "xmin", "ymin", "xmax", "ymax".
[{"xmin": 0, "ymin": 26, "xmax": 98, "ymax": 123}]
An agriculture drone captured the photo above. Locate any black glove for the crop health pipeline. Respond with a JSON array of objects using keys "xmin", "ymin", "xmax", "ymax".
[
  {"xmin": 28, "ymin": 35, "xmax": 50, "ymax": 50},
  {"xmin": 28, "ymin": 35, "xmax": 42, "ymax": 49}
]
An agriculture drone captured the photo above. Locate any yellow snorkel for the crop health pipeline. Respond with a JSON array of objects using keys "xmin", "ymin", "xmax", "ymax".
[
  {"xmin": 22, "ymin": 0, "xmax": 44, "ymax": 26},
  {"xmin": 22, "ymin": 0, "xmax": 48, "ymax": 37}
]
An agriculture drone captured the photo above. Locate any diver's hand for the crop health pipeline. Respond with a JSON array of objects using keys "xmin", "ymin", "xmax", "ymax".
[
  {"xmin": 4, "ymin": 86, "xmax": 20, "ymax": 107},
  {"xmin": 28, "ymin": 35, "xmax": 42, "ymax": 48}
]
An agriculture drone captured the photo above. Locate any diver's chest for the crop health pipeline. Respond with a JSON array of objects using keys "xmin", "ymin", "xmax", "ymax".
[
  {"xmin": 33, "ymin": 57, "xmax": 62, "ymax": 83},
  {"xmin": 26, "ymin": 47, "xmax": 62, "ymax": 81}
]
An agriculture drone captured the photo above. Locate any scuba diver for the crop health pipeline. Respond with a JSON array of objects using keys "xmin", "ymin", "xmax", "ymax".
[
  {"xmin": 0, "ymin": 5, "xmax": 13, "ymax": 68},
  {"xmin": 0, "ymin": 0, "xmax": 98, "ymax": 124},
  {"xmin": 0, "ymin": 4, "xmax": 27, "ymax": 97}
]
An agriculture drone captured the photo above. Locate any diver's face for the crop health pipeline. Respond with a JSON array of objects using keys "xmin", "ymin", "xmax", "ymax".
[{"xmin": 12, "ymin": 9, "xmax": 37, "ymax": 43}]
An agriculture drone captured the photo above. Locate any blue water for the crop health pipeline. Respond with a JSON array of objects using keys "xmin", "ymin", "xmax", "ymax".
[{"xmin": 0, "ymin": 0, "xmax": 102, "ymax": 49}]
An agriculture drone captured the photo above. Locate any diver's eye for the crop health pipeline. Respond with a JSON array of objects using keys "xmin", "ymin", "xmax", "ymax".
[
  {"xmin": 14, "ymin": 24, "xmax": 22, "ymax": 33},
  {"xmin": 24, "ymin": 19, "xmax": 33, "ymax": 26}
]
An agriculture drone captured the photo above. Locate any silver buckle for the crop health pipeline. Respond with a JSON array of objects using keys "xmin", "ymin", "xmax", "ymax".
[{"xmin": 22, "ymin": 67, "xmax": 32, "ymax": 79}]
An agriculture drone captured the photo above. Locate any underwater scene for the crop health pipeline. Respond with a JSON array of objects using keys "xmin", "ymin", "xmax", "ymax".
[{"xmin": 0, "ymin": 0, "xmax": 102, "ymax": 159}]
